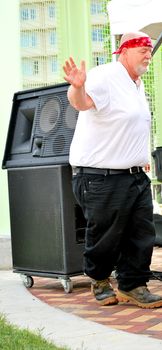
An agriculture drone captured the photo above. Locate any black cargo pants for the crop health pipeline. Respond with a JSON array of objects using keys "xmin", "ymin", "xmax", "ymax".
[{"xmin": 72, "ymin": 170, "xmax": 155, "ymax": 291}]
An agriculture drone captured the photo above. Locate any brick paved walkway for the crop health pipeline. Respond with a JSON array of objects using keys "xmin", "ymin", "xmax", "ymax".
[{"xmin": 29, "ymin": 247, "xmax": 162, "ymax": 340}]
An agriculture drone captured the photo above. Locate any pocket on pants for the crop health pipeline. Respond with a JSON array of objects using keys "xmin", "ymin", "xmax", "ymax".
[{"xmin": 72, "ymin": 175, "xmax": 85, "ymax": 207}]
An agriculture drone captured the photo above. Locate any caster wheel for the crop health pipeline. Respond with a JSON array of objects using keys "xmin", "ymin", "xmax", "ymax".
[
  {"xmin": 21, "ymin": 275, "xmax": 34, "ymax": 288},
  {"xmin": 59, "ymin": 278, "xmax": 73, "ymax": 293}
]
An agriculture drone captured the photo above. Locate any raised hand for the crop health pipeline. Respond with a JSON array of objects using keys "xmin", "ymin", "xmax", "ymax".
[{"xmin": 63, "ymin": 57, "xmax": 86, "ymax": 88}]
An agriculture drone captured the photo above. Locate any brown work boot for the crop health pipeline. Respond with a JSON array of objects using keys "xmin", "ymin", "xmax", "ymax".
[
  {"xmin": 117, "ymin": 286, "xmax": 162, "ymax": 309},
  {"xmin": 91, "ymin": 278, "xmax": 118, "ymax": 306}
]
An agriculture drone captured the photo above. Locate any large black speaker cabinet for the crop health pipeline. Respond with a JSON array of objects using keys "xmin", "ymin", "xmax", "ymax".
[
  {"xmin": 7, "ymin": 164, "xmax": 86, "ymax": 276},
  {"xmin": 152, "ymin": 146, "xmax": 162, "ymax": 182},
  {"xmin": 154, "ymin": 213, "xmax": 162, "ymax": 247},
  {"xmin": 2, "ymin": 83, "xmax": 78, "ymax": 169}
]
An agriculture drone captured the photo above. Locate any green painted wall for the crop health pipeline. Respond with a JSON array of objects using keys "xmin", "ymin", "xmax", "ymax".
[
  {"xmin": 153, "ymin": 50, "xmax": 162, "ymax": 146},
  {"xmin": 58, "ymin": 0, "xmax": 92, "ymax": 73},
  {"xmin": 0, "ymin": 0, "xmax": 22, "ymax": 236}
]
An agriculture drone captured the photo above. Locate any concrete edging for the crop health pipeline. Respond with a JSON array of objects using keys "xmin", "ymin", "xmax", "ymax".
[{"xmin": 0, "ymin": 236, "xmax": 12, "ymax": 270}]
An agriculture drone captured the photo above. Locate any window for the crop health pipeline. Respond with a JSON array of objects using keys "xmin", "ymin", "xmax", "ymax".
[
  {"xmin": 50, "ymin": 56, "xmax": 58, "ymax": 73},
  {"xmin": 21, "ymin": 32, "xmax": 37, "ymax": 48},
  {"xmin": 30, "ymin": 8, "xmax": 36, "ymax": 20},
  {"xmin": 90, "ymin": 1, "xmax": 103, "ymax": 14},
  {"xmin": 31, "ymin": 33, "xmax": 37, "ymax": 47},
  {"xmin": 33, "ymin": 61, "xmax": 39, "ymax": 75},
  {"xmin": 48, "ymin": 5, "xmax": 56, "ymax": 18},
  {"xmin": 21, "ymin": 8, "xmax": 28, "ymax": 20},
  {"xmin": 21, "ymin": 33, "xmax": 29, "ymax": 48},
  {"xmin": 92, "ymin": 27, "xmax": 104, "ymax": 42},
  {"xmin": 93, "ymin": 54, "xmax": 107, "ymax": 66},
  {"xmin": 49, "ymin": 30, "xmax": 57, "ymax": 46},
  {"xmin": 20, "ymin": 7, "xmax": 36, "ymax": 21},
  {"xmin": 22, "ymin": 60, "xmax": 39, "ymax": 76},
  {"xmin": 22, "ymin": 61, "xmax": 33, "ymax": 76}
]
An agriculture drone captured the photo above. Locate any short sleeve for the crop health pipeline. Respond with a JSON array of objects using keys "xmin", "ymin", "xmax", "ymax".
[{"xmin": 85, "ymin": 65, "xmax": 110, "ymax": 112}]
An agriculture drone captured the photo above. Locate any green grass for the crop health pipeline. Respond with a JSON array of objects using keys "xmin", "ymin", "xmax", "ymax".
[{"xmin": 0, "ymin": 314, "xmax": 68, "ymax": 350}]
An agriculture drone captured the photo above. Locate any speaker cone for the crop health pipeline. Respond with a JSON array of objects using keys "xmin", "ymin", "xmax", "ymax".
[{"xmin": 39, "ymin": 98, "xmax": 61, "ymax": 133}]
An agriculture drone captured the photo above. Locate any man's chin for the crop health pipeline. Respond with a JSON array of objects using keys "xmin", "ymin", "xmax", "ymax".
[{"xmin": 136, "ymin": 66, "xmax": 149, "ymax": 76}]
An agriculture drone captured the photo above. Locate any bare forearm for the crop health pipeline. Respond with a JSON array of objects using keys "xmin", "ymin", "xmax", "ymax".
[
  {"xmin": 67, "ymin": 85, "xmax": 94, "ymax": 111},
  {"xmin": 63, "ymin": 57, "xmax": 94, "ymax": 111}
]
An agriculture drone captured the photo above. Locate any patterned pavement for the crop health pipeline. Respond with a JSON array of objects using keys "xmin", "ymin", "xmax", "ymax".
[{"xmin": 29, "ymin": 247, "xmax": 162, "ymax": 341}]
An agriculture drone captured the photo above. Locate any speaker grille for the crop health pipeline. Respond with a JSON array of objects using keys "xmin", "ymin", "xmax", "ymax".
[
  {"xmin": 2, "ymin": 82, "xmax": 79, "ymax": 168},
  {"xmin": 33, "ymin": 92, "xmax": 78, "ymax": 158},
  {"xmin": 39, "ymin": 98, "xmax": 61, "ymax": 133},
  {"xmin": 65, "ymin": 104, "xmax": 78, "ymax": 129}
]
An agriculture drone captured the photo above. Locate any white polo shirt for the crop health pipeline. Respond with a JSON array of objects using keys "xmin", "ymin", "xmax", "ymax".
[{"xmin": 69, "ymin": 61, "xmax": 151, "ymax": 169}]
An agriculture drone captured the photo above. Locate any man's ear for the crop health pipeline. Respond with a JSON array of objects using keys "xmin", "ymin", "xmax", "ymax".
[{"xmin": 121, "ymin": 47, "xmax": 127, "ymax": 55}]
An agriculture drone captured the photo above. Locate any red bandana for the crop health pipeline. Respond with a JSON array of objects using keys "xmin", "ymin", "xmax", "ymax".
[{"xmin": 113, "ymin": 36, "xmax": 153, "ymax": 54}]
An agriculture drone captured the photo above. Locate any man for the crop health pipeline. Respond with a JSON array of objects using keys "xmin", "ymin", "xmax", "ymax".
[{"xmin": 63, "ymin": 32, "xmax": 162, "ymax": 308}]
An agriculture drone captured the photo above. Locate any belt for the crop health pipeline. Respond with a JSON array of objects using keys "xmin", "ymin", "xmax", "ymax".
[{"xmin": 72, "ymin": 166, "xmax": 143, "ymax": 176}]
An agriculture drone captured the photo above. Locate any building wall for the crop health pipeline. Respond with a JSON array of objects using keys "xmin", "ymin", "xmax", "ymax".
[
  {"xmin": 0, "ymin": 0, "xmax": 22, "ymax": 236},
  {"xmin": 19, "ymin": 0, "xmax": 94, "ymax": 88},
  {"xmin": 1, "ymin": 0, "xmax": 162, "ymax": 237}
]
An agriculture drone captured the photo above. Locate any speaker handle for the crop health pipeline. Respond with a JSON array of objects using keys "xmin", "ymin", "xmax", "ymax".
[{"xmin": 32, "ymin": 137, "xmax": 43, "ymax": 157}]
